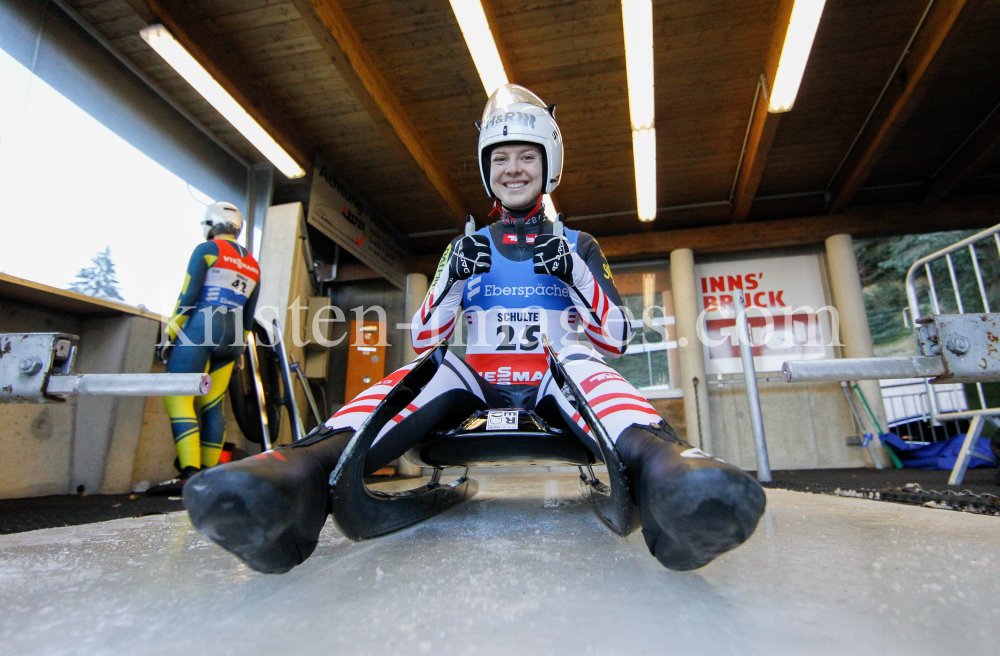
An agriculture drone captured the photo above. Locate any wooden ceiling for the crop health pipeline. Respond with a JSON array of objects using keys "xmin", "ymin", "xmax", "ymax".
[{"xmin": 65, "ymin": 0, "xmax": 1000, "ymax": 265}]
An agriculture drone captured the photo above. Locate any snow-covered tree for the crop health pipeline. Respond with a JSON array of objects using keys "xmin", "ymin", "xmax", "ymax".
[{"xmin": 68, "ymin": 247, "xmax": 125, "ymax": 301}]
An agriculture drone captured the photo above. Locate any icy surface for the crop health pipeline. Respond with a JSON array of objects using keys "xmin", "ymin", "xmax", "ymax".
[{"xmin": 1, "ymin": 474, "xmax": 998, "ymax": 656}]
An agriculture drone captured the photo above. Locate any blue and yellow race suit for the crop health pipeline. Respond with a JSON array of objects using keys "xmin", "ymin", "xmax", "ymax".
[{"xmin": 164, "ymin": 236, "xmax": 260, "ymax": 471}]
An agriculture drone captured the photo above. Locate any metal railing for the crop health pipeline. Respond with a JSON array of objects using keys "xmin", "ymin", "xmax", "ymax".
[
  {"xmin": 902, "ymin": 224, "xmax": 1000, "ymax": 482},
  {"xmin": 904, "ymin": 223, "xmax": 1000, "ymax": 424},
  {"xmin": 880, "ymin": 378, "xmax": 968, "ymax": 442},
  {"xmin": 783, "ymin": 222, "xmax": 1000, "ymax": 483}
]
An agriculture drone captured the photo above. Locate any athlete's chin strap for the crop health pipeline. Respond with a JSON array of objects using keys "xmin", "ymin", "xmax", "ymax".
[
  {"xmin": 489, "ymin": 195, "xmax": 545, "ymax": 251},
  {"xmin": 515, "ymin": 214, "xmax": 528, "ymax": 251}
]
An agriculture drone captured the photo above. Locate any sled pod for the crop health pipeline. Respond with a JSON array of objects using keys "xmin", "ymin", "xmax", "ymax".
[
  {"xmin": 542, "ymin": 337, "xmax": 640, "ymax": 537},
  {"xmin": 328, "ymin": 342, "xmax": 478, "ymax": 541}
]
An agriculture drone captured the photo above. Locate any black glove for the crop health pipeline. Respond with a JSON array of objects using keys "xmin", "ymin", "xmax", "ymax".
[
  {"xmin": 156, "ymin": 342, "xmax": 173, "ymax": 365},
  {"xmin": 448, "ymin": 234, "xmax": 491, "ymax": 280},
  {"xmin": 533, "ymin": 234, "xmax": 574, "ymax": 283}
]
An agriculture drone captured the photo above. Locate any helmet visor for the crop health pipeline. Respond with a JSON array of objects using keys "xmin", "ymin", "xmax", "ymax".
[{"xmin": 481, "ymin": 85, "xmax": 548, "ymax": 123}]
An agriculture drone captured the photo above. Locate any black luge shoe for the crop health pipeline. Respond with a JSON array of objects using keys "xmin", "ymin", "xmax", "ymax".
[
  {"xmin": 147, "ymin": 466, "xmax": 200, "ymax": 497},
  {"xmin": 183, "ymin": 428, "xmax": 351, "ymax": 574},
  {"xmin": 617, "ymin": 424, "xmax": 766, "ymax": 571}
]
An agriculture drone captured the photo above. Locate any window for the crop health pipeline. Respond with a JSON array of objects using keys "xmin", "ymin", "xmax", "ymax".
[
  {"xmin": 604, "ymin": 263, "xmax": 679, "ymax": 393},
  {"xmin": 0, "ymin": 0, "xmax": 248, "ymax": 316}
]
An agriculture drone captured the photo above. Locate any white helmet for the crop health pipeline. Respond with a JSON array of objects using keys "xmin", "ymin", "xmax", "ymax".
[
  {"xmin": 202, "ymin": 201, "xmax": 243, "ymax": 239},
  {"xmin": 478, "ymin": 84, "xmax": 563, "ymax": 197}
]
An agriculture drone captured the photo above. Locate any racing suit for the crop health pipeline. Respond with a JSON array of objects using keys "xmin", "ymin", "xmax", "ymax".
[
  {"xmin": 163, "ymin": 236, "xmax": 260, "ymax": 473},
  {"xmin": 324, "ymin": 208, "xmax": 653, "ymax": 469},
  {"xmin": 184, "ymin": 208, "xmax": 765, "ymax": 575}
]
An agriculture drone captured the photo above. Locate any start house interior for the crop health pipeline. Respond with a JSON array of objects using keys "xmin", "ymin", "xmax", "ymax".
[{"xmin": 0, "ymin": 0, "xmax": 998, "ymax": 654}]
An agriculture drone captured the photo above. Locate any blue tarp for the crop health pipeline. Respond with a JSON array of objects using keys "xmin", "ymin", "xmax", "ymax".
[{"xmin": 882, "ymin": 432, "xmax": 998, "ymax": 470}]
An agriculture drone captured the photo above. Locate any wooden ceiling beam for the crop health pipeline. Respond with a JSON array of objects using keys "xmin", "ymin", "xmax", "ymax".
[
  {"xmin": 826, "ymin": 0, "xmax": 982, "ymax": 214},
  {"xmin": 405, "ymin": 200, "xmax": 1000, "ymax": 278},
  {"xmin": 923, "ymin": 102, "xmax": 1000, "ymax": 205},
  {"xmin": 292, "ymin": 0, "xmax": 471, "ymax": 226},
  {"xmin": 135, "ymin": 0, "xmax": 313, "ymax": 175},
  {"xmin": 598, "ymin": 198, "xmax": 1000, "ymax": 260},
  {"xmin": 731, "ymin": 0, "xmax": 794, "ymax": 223}
]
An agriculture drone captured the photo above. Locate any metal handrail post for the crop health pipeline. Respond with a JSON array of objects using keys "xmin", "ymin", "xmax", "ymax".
[
  {"xmin": 733, "ymin": 292, "xmax": 771, "ymax": 482},
  {"xmin": 948, "ymin": 415, "xmax": 986, "ymax": 485},
  {"xmin": 271, "ymin": 319, "xmax": 305, "ymax": 442},
  {"xmin": 969, "ymin": 244, "xmax": 991, "ymax": 313},
  {"xmin": 245, "ymin": 331, "xmax": 273, "ymax": 451}
]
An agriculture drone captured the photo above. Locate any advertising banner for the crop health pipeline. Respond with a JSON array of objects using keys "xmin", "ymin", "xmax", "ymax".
[
  {"xmin": 307, "ymin": 158, "xmax": 411, "ymax": 290},
  {"xmin": 695, "ymin": 254, "xmax": 837, "ymax": 374}
]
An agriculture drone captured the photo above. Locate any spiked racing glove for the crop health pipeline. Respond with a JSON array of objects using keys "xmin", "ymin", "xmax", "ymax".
[
  {"xmin": 448, "ymin": 234, "xmax": 492, "ymax": 280},
  {"xmin": 532, "ymin": 234, "xmax": 574, "ymax": 283}
]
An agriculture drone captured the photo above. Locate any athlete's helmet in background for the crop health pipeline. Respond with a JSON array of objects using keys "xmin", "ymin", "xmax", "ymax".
[
  {"xmin": 477, "ymin": 84, "xmax": 563, "ymax": 198},
  {"xmin": 202, "ymin": 201, "xmax": 243, "ymax": 239}
]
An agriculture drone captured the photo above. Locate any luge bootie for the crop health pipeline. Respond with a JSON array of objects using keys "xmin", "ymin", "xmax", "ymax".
[
  {"xmin": 147, "ymin": 465, "xmax": 200, "ymax": 497},
  {"xmin": 616, "ymin": 423, "xmax": 766, "ymax": 571},
  {"xmin": 184, "ymin": 428, "xmax": 352, "ymax": 574}
]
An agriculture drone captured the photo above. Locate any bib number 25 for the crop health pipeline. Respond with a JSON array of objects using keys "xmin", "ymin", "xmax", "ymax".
[{"xmin": 496, "ymin": 324, "xmax": 540, "ymax": 351}]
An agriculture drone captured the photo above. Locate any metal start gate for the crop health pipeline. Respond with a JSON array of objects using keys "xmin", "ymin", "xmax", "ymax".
[
  {"xmin": 0, "ymin": 333, "xmax": 209, "ymax": 402},
  {"xmin": 783, "ymin": 222, "xmax": 1000, "ymax": 484}
]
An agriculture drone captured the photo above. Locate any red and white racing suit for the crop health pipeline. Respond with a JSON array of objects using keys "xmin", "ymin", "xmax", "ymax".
[
  {"xmin": 324, "ymin": 212, "xmax": 665, "ymax": 470},
  {"xmin": 186, "ymin": 210, "xmax": 765, "ymax": 576}
]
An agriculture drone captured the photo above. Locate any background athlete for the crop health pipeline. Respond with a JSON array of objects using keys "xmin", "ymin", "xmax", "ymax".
[
  {"xmin": 149, "ymin": 202, "xmax": 260, "ymax": 496},
  {"xmin": 184, "ymin": 86, "xmax": 765, "ymax": 573}
]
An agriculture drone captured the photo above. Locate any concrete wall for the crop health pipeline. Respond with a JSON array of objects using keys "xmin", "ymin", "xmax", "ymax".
[
  {"xmin": 641, "ymin": 344, "xmax": 867, "ymax": 472},
  {"xmin": 708, "ymin": 380, "xmax": 869, "ymax": 471},
  {"xmin": 0, "ymin": 299, "xmax": 81, "ymax": 497},
  {"xmin": 70, "ymin": 314, "xmax": 160, "ymax": 494},
  {"xmin": 0, "ymin": 294, "xmax": 176, "ymax": 497},
  {"xmin": 0, "ymin": 283, "xmax": 247, "ymax": 499}
]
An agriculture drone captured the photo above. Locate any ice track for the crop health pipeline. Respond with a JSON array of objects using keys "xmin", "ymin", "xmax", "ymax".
[{"xmin": 1, "ymin": 473, "xmax": 998, "ymax": 656}]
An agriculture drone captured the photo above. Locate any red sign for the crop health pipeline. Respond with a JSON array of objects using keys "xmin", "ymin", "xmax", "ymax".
[{"xmin": 695, "ymin": 255, "xmax": 836, "ymax": 373}]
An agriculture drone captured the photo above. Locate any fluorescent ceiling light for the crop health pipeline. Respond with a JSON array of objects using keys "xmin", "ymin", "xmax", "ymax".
[
  {"xmin": 449, "ymin": 0, "xmax": 508, "ymax": 96},
  {"xmin": 622, "ymin": 0, "xmax": 656, "ymax": 221},
  {"xmin": 621, "ymin": 0, "xmax": 655, "ymax": 130},
  {"xmin": 768, "ymin": 0, "xmax": 827, "ymax": 113},
  {"xmin": 448, "ymin": 2, "xmax": 559, "ymax": 219},
  {"xmin": 140, "ymin": 24, "xmax": 306, "ymax": 179},
  {"xmin": 632, "ymin": 128, "xmax": 657, "ymax": 222}
]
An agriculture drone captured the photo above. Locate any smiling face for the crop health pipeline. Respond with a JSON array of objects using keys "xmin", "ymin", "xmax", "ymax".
[{"xmin": 489, "ymin": 144, "xmax": 544, "ymax": 210}]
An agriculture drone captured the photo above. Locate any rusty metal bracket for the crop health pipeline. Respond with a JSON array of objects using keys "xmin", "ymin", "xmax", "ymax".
[{"xmin": 914, "ymin": 313, "xmax": 1000, "ymax": 384}]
